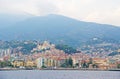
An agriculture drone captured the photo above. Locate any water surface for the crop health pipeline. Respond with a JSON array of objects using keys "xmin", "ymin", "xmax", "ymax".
[{"xmin": 0, "ymin": 70, "xmax": 119, "ymax": 79}]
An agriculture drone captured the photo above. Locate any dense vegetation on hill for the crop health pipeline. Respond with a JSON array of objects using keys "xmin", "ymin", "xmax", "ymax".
[
  {"xmin": 108, "ymin": 52, "xmax": 120, "ymax": 56},
  {"xmin": 55, "ymin": 44, "xmax": 77, "ymax": 54},
  {"xmin": 0, "ymin": 40, "xmax": 78, "ymax": 54},
  {"xmin": 0, "ymin": 41, "xmax": 37, "ymax": 54}
]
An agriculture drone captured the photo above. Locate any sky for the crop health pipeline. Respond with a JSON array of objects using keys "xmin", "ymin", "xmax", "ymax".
[{"xmin": 0, "ymin": 0, "xmax": 120, "ymax": 26}]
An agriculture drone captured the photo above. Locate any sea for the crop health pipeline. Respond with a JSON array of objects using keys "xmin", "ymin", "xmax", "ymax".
[{"xmin": 0, "ymin": 70, "xmax": 119, "ymax": 79}]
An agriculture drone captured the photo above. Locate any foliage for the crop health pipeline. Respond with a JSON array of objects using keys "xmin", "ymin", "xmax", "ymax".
[
  {"xmin": 108, "ymin": 52, "xmax": 119, "ymax": 56},
  {"xmin": 68, "ymin": 57, "xmax": 73, "ymax": 67},
  {"xmin": 92, "ymin": 64, "xmax": 98, "ymax": 68},
  {"xmin": 41, "ymin": 65, "xmax": 47, "ymax": 68},
  {"xmin": 82, "ymin": 62, "xmax": 89, "ymax": 68},
  {"xmin": 20, "ymin": 43, "xmax": 37, "ymax": 54},
  {"xmin": 88, "ymin": 58, "xmax": 93, "ymax": 64},
  {"xmin": 117, "ymin": 64, "xmax": 120, "ymax": 68},
  {"xmin": 0, "ymin": 61, "xmax": 13, "ymax": 68},
  {"xmin": 0, "ymin": 41, "xmax": 37, "ymax": 54},
  {"xmin": 61, "ymin": 57, "xmax": 73, "ymax": 68},
  {"xmin": 75, "ymin": 63, "xmax": 79, "ymax": 67},
  {"xmin": 55, "ymin": 44, "xmax": 77, "ymax": 54}
]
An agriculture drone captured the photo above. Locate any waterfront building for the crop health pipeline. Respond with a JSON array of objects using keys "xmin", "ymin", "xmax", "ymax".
[
  {"xmin": 25, "ymin": 61, "xmax": 36, "ymax": 67},
  {"xmin": 36, "ymin": 57, "xmax": 45, "ymax": 68},
  {"xmin": 12, "ymin": 59, "xmax": 25, "ymax": 67},
  {"xmin": 92, "ymin": 58, "xmax": 109, "ymax": 70}
]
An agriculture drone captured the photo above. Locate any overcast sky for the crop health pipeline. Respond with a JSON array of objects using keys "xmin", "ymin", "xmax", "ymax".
[{"xmin": 0, "ymin": 0, "xmax": 120, "ymax": 26}]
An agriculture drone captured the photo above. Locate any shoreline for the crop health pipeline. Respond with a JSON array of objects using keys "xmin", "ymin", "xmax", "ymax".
[{"xmin": 0, "ymin": 68, "xmax": 120, "ymax": 71}]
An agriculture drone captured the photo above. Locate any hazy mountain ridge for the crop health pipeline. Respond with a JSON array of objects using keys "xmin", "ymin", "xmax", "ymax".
[{"xmin": 0, "ymin": 14, "xmax": 120, "ymax": 46}]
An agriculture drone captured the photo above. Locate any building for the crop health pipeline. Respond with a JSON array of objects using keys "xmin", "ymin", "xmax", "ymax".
[
  {"xmin": 36, "ymin": 57, "xmax": 45, "ymax": 68},
  {"xmin": 12, "ymin": 59, "xmax": 25, "ymax": 67},
  {"xmin": 25, "ymin": 61, "xmax": 36, "ymax": 67},
  {"xmin": 92, "ymin": 58, "xmax": 109, "ymax": 70}
]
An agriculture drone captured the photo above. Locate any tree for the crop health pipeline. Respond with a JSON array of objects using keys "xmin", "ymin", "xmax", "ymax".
[
  {"xmin": 60, "ymin": 57, "xmax": 73, "ymax": 68},
  {"xmin": 0, "ymin": 62, "xmax": 6, "ymax": 68},
  {"xmin": 68, "ymin": 57, "xmax": 73, "ymax": 67},
  {"xmin": 41, "ymin": 65, "xmax": 47, "ymax": 68},
  {"xmin": 89, "ymin": 58, "xmax": 93, "ymax": 64},
  {"xmin": 92, "ymin": 64, "xmax": 98, "ymax": 68},
  {"xmin": 117, "ymin": 64, "xmax": 120, "ymax": 68},
  {"xmin": 0, "ymin": 61, "xmax": 13, "ymax": 68},
  {"xmin": 82, "ymin": 62, "xmax": 89, "ymax": 68},
  {"xmin": 75, "ymin": 63, "xmax": 79, "ymax": 68}
]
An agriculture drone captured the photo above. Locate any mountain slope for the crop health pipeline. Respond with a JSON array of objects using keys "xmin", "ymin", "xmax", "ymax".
[
  {"xmin": 0, "ymin": 14, "xmax": 120, "ymax": 46},
  {"xmin": 0, "ymin": 13, "xmax": 33, "ymax": 29}
]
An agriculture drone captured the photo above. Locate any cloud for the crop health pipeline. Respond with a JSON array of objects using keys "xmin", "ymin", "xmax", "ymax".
[
  {"xmin": 55, "ymin": 0, "xmax": 120, "ymax": 26},
  {"xmin": 35, "ymin": 0, "xmax": 59, "ymax": 16},
  {"xmin": 0, "ymin": 0, "xmax": 59, "ymax": 16},
  {"xmin": 102, "ymin": 8, "xmax": 120, "ymax": 26},
  {"xmin": 0, "ymin": 0, "xmax": 120, "ymax": 26},
  {"xmin": 82, "ymin": 8, "xmax": 120, "ymax": 26}
]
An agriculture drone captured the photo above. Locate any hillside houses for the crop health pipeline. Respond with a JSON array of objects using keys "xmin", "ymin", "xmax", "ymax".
[{"xmin": 0, "ymin": 41, "xmax": 120, "ymax": 70}]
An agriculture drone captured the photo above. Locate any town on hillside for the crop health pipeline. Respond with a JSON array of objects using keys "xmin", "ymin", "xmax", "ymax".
[{"xmin": 0, "ymin": 40, "xmax": 120, "ymax": 70}]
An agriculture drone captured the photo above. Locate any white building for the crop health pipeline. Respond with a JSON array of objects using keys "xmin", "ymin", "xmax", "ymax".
[{"xmin": 36, "ymin": 57, "xmax": 45, "ymax": 68}]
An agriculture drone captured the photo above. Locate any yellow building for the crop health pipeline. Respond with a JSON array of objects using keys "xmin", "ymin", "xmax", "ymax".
[
  {"xmin": 92, "ymin": 58, "xmax": 109, "ymax": 70},
  {"xmin": 25, "ymin": 61, "xmax": 36, "ymax": 67},
  {"xmin": 12, "ymin": 60, "xmax": 25, "ymax": 67}
]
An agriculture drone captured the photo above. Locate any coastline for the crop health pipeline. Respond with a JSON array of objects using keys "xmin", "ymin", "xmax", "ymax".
[{"xmin": 0, "ymin": 68, "xmax": 120, "ymax": 71}]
